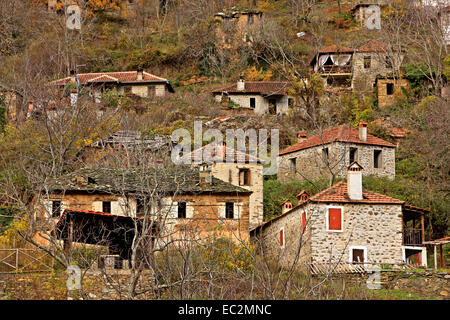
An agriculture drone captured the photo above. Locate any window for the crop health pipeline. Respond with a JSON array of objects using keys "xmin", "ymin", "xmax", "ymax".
[
  {"xmin": 322, "ymin": 148, "xmax": 329, "ymax": 162},
  {"xmin": 385, "ymin": 56, "xmax": 393, "ymax": 69},
  {"xmin": 147, "ymin": 85, "xmax": 156, "ymax": 97},
  {"xmin": 136, "ymin": 198, "xmax": 147, "ymax": 217},
  {"xmin": 124, "ymin": 86, "xmax": 131, "ymax": 94},
  {"xmin": 249, "ymin": 97, "xmax": 256, "ymax": 109},
  {"xmin": 386, "ymin": 83, "xmax": 394, "ymax": 95},
  {"xmin": 268, "ymin": 99, "xmax": 277, "ymax": 114},
  {"xmin": 279, "ymin": 227, "xmax": 285, "ymax": 248},
  {"xmin": 349, "ymin": 246, "xmax": 367, "ymax": 265},
  {"xmin": 288, "ymin": 98, "xmax": 294, "ymax": 107},
  {"xmin": 289, "ymin": 158, "xmax": 296, "ymax": 173},
  {"xmin": 102, "ymin": 201, "xmax": 111, "ymax": 213},
  {"xmin": 239, "ymin": 168, "xmax": 251, "ymax": 186},
  {"xmin": 177, "ymin": 202, "xmax": 186, "ymax": 218},
  {"xmin": 374, "ymin": 150, "xmax": 382, "ymax": 168},
  {"xmin": 51, "ymin": 201, "xmax": 62, "ymax": 218},
  {"xmin": 327, "ymin": 207, "xmax": 343, "ymax": 232},
  {"xmin": 349, "ymin": 147, "xmax": 358, "ymax": 164},
  {"xmin": 225, "ymin": 202, "xmax": 234, "ymax": 219},
  {"xmin": 363, "ymin": 56, "xmax": 371, "ymax": 69}
]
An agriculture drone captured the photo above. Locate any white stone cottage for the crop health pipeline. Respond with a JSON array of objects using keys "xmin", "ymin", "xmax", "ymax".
[
  {"xmin": 51, "ymin": 69, "xmax": 175, "ymax": 103},
  {"xmin": 189, "ymin": 142, "xmax": 265, "ymax": 227},
  {"xmin": 251, "ymin": 162, "xmax": 428, "ymax": 270},
  {"xmin": 277, "ymin": 122, "xmax": 396, "ymax": 183},
  {"xmin": 211, "ymin": 79, "xmax": 292, "ymax": 115}
]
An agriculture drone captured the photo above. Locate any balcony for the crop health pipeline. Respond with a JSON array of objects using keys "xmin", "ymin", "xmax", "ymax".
[
  {"xmin": 403, "ymin": 228, "xmax": 422, "ymax": 246},
  {"xmin": 319, "ymin": 65, "xmax": 352, "ymax": 75}
]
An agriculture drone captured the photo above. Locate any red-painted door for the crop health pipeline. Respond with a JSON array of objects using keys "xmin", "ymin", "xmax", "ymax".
[{"xmin": 328, "ymin": 208, "xmax": 342, "ymax": 230}]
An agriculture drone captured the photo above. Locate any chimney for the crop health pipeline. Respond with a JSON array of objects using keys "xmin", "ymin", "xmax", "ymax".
[
  {"xmin": 347, "ymin": 162, "xmax": 363, "ymax": 200},
  {"xmin": 69, "ymin": 70, "xmax": 76, "ymax": 84},
  {"xmin": 359, "ymin": 122, "xmax": 367, "ymax": 142},
  {"xmin": 281, "ymin": 200, "xmax": 293, "ymax": 214},
  {"xmin": 137, "ymin": 68, "xmax": 144, "ymax": 81},
  {"xmin": 199, "ymin": 164, "xmax": 212, "ymax": 186},
  {"xmin": 296, "ymin": 190, "xmax": 309, "ymax": 203},
  {"xmin": 297, "ymin": 132, "xmax": 307, "ymax": 143},
  {"xmin": 237, "ymin": 77, "xmax": 245, "ymax": 91}
]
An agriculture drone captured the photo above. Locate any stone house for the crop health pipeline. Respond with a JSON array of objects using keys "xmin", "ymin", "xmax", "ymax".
[
  {"xmin": 214, "ymin": 10, "xmax": 263, "ymax": 48},
  {"xmin": 277, "ymin": 122, "xmax": 396, "ymax": 183},
  {"xmin": 375, "ymin": 76, "xmax": 410, "ymax": 108},
  {"xmin": 310, "ymin": 45, "xmax": 355, "ymax": 89},
  {"xmin": 0, "ymin": 87, "xmax": 25, "ymax": 124},
  {"xmin": 352, "ymin": 40, "xmax": 405, "ymax": 94},
  {"xmin": 189, "ymin": 142, "xmax": 265, "ymax": 228},
  {"xmin": 51, "ymin": 69, "xmax": 175, "ymax": 103},
  {"xmin": 36, "ymin": 166, "xmax": 252, "ymax": 255},
  {"xmin": 251, "ymin": 162, "xmax": 428, "ymax": 270},
  {"xmin": 76, "ymin": 130, "xmax": 175, "ymax": 169},
  {"xmin": 212, "ymin": 79, "xmax": 292, "ymax": 115},
  {"xmin": 350, "ymin": 3, "xmax": 382, "ymax": 29}
]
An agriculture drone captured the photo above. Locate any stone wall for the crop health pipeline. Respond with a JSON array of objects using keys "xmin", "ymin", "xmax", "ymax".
[
  {"xmin": 277, "ymin": 141, "xmax": 395, "ymax": 183},
  {"xmin": 214, "ymin": 93, "xmax": 289, "ymax": 115},
  {"xmin": 308, "ymin": 202, "xmax": 404, "ymax": 264},
  {"xmin": 352, "ymin": 52, "xmax": 403, "ymax": 94},
  {"xmin": 211, "ymin": 162, "xmax": 264, "ymax": 226},
  {"xmin": 377, "ymin": 78, "xmax": 410, "ymax": 109}
]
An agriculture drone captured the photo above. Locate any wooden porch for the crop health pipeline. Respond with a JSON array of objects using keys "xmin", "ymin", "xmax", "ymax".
[{"xmin": 402, "ymin": 205, "xmax": 428, "ymax": 246}]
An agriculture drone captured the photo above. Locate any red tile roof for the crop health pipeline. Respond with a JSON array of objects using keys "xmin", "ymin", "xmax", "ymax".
[
  {"xmin": 211, "ymin": 81, "xmax": 290, "ymax": 96},
  {"xmin": 279, "ymin": 124, "xmax": 396, "ymax": 156},
  {"xmin": 309, "ymin": 181, "xmax": 405, "ymax": 204},
  {"xmin": 371, "ymin": 119, "xmax": 408, "ymax": 139},
  {"xmin": 51, "ymin": 71, "xmax": 169, "ymax": 86},
  {"xmin": 357, "ymin": 40, "xmax": 389, "ymax": 52},
  {"xmin": 318, "ymin": 45, "xmax": 354, "ymax": 53}
]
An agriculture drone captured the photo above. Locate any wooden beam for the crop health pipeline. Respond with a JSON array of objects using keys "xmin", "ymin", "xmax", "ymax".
[
  {"xmin": 434, "ymin": 245, "xmax": 438, "ymax": 270},
  {"xmin": 440, "ymin": 244, "xmax": 444, "ymax": 269},
  {"xmin": 421, "ymin": 214, "xmax": 425, "ymax": 244}
]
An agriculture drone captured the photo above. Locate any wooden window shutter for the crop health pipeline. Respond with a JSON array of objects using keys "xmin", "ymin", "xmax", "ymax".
[
  {"xmin": 302, "ymin": 211, "xmax": 307, "ymax": 233},
  {"xmin": 279, "ymin": 229, "xmax": 284, "ymax": 246},
  {"xmin": 328, "ymin": 208, "xmax": 342, "ymax": 230}
]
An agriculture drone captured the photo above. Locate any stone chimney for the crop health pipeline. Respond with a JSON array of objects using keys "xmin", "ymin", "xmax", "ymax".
[
  {"xmin": 237, "ymin": 77, "xmax": 245, "ymax": 91},
  {"xmin": 297, "ymin": 132, "xmax": 307, "ymax": 143},
  {"xmin": 347, "ymin": 162, "xmax": 363, "ymax": 201},
  {"xmin": 281, "ymin": 200, "xmax": 293, "ymax": 214},
  {"xmin": 359, "ymin": 122, "xmax": 367, "ymax": 142},
  {"xmin": 137, "ymin": 68, "xmax": 144, "ymax": 81},
  {"xmin": 199, "ymin": 164, "xmax": 212, "ymax": 186}
]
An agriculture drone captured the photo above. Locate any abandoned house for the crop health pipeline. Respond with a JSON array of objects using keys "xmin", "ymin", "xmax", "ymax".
[
  {"xmin": 277, "ymin": 122, "xmax": 396, "ymax": 183},
  {"xmin": 76, "ymin": 130, "xmax": 175, "ymax": 169},
  {"xmin": 51, "ymin": 69, "xmax": 175, "ymax": 103},
  {"xmin": 0, "ymin": 86, "xmax": 25, "ymax": 124},
  {"xmin": 375, "ymin": 76, "xmax": 411, "ymax": 109},
  {"xmin": 251, "ymin": 162, "xmax": 428, "ymax": 271},
  {"xmin": 214, "ymin": 10, "xmax": 263, "ymax": 48},
  {"xmin": 211, "ymin": 79, "xmax": 292, "ymax": 115},
  {"xmin": 36, "ymin": 166, "xmax": 252, "ymax": 256},
  {"xmin": 188, "ymin": 142, "xmax": 265, "ymax": 228},
  {"xmin": 310, "ymin": 45, "xmax": 355, "ymax": 90},
  {"xmin": 350, "ymin": 3, "xmax": 382, "ymax": 29}
]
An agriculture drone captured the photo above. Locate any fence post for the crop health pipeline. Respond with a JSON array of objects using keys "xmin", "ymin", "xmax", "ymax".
[{"xmin": 15, "ymin": 249, "xmax": 19, "ymax": 272}]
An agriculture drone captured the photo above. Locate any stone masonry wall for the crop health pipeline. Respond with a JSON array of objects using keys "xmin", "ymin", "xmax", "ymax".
[
  {"xmin": 214, "ymin": 93, "xmax": 289, "ymax": 115},
  {"xmin": 308, "ymin": 202, "xmax": 404, "ymax": 264},
  {"xmin": 278, "ymin": 141, "xmax": 395, "ymax": 183}
]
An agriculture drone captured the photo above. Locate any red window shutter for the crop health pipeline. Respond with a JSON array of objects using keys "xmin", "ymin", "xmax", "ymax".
[
  {"xmin": 302, "ymin": 211, "xmax": 306, "ymax": 233},
  {"xmin": 328, "ymin": 208, "xmax": 342, "ymax": 230},
  {"xmin": 280, "ymin": 229, "xmax": 284, "ymax": 246}
]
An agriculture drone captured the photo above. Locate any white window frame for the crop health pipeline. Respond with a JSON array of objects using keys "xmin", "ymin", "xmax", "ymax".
[
  {"xmin": 349, "ymin": 245, "xmax": 368, "ymax": 266},
  {"xmin": 279, "ymin": 227, "xmax": 285, "ymax": 249},
  {"xmin": 325, "ymin": 205, "xmax": 344, "ymax": 233},
  {"xmin": 402, "ymin": 246, "xmax": 427, "ymax": 267}
]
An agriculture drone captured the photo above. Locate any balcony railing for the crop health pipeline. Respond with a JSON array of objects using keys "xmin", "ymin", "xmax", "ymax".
[
  {"xmin": 319, "ymin": 65, "xmax": 352, "ymax": 74},
  {"xmin": 403, "ymin": 228, "xmax": 422, "ymax": 246}
]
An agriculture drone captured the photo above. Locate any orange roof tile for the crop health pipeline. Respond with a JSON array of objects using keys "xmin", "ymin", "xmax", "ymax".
[
  {"xmin": 279, "ymin": 124, "xmax": 395, "ymax": 156},
  {"xmin": 309, "ymin": 181, "xmax": 404, "ymax": 204},
  {"xmin": 357, "ymin": 40, "xmax": 389, "ymax": 52},
  {"xmin": 51, "ymin": 71, "xmax": 169, "ymax": 86},
  {"xmin": 318, "ymin": 45, "xmax": 354, "ymax": 53}
]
